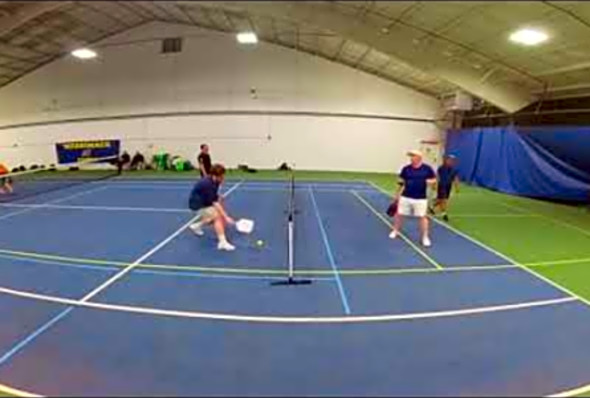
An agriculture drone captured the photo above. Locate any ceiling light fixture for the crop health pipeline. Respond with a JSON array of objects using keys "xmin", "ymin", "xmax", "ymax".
[
  {"xmin": 509, "ymin": 28, "xmax": 548, "ymax": 46},
  {"xmin": 71, "ymin": 48, "xmax": 97, "ymax": 59},
  {"xmin": 236, "ymin": 32, "xmax": 258, "ymax": 44}
]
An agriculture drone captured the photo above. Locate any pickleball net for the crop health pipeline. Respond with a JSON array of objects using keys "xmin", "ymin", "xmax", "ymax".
[
  {"xmin": 0, "ymin": 156, "xmax": 120, "ymax": 203},
  {"xmin": 271, "ymin": 168, "xmax": 312, "ymax": 286}
]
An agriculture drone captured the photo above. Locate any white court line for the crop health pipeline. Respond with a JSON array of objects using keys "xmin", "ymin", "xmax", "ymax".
[
  {"xmin": 0, "ymin": 285, "xmax": 575, "ymax": 323},
  {"xmin": 79, "ymin": 216, "xmax": 204, "ymax": 301},
  {"xmin": 550, "ymin": 383, "xmax": 590, "ymax": 397},
  {"xmin": 351, "ymin": 190, "xmax": 444, "ymax": 271},
  {"xmin": 451, "ymin": 214, "xmax": 537, "ymax": 218},
  {"xmin": 0, "ymin": 202, "xmax": 190, "ymax": 214},
  {"xmin": 106, "ymin": 184, "xmax": 375, "ymax": 193},
  {"xmin": 0, "ymin": 185, "xmax": 109, "ymax": 221},
  {"xmin": 368, "ymin": 181, "xmax": 590, "ymax": 308},
  {"xmin": 0, "ymin": 383, "xmax": 39, "ymax": 397},
  {"xmin": 79, "ymin": 180, "xmax": 243, "ymax": 302},
  {"xmin": 108, "ymin": 179, "xmax": 371, "ymax": 186},
  {"xmin": 498, "ymin": 200, "xmax": 590, "ymax": 238},
  {"xmin": 0, "ymin": 181, "xmax": 245, "ymax": 371}
]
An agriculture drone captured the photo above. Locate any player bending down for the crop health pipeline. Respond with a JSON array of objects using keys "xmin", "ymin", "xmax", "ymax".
[
  {"xmin": 188, "ymin": 164, "xmax": 236, "ymax": 251},
  {"xmin": 0, "ymin": 163, "xmax": 13, "ymax": 195}
]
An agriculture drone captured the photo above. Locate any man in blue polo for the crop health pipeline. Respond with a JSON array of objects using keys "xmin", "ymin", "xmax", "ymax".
[
  {"xmin": 431, "ymin": 154, "xmax": 460, "ymax": 222},
  {"xmin": 390, "ymin": 150, "xmax": 436, "ymax": 247},
  {"xmin": 188, "ymin": 163, "xmax": 236, "ymax": 251}
]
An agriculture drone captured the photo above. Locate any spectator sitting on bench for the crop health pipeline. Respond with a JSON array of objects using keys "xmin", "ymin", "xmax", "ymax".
[
  {"xmin": 117, "ymin": 151, "xmax": 131, "ymax": 173},
  {"xmin": 130, "ymin": 151, "xmax": 146, "ymax": 171}
]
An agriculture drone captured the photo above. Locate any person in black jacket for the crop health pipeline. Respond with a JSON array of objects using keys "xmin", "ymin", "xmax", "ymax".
[
  {"xmin": 197, "ymin": 144, "xmax": 212, "ymax": 177},
  {"xmin": 130, "ymin": 151, "xmax": 146, "ymax": 170}
]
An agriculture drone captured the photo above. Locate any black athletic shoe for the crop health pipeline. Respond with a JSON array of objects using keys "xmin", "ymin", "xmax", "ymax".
[{"xmin": 443, "ymin": 214, "xmax": 449, "ymax": 222}]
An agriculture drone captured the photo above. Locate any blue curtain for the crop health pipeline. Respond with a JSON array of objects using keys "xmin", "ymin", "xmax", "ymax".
[{"xmin": 446, "ymin": 126, "xmax": 590, "ymax": 202}]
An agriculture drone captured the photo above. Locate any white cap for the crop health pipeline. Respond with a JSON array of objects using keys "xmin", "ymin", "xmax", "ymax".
[{"xmin": 407, "ymin": 150, "xmax": 423, "ymax": 158}]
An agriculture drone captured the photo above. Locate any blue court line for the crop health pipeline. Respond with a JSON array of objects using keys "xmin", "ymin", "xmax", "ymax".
[
  {"xmin": 136, "ymin": 268, "xmax": 334, "ymax": 282},
  {"xmin": 0, "ymin": 254, "xmax": 335, "ymax": 282},
  {"xmin": 0, "ymin": 307, "xmax": 74, "ymax": 366},
  {"xmin": 308, "ymin": 187, "xmax": 352, "ymax": 315}
]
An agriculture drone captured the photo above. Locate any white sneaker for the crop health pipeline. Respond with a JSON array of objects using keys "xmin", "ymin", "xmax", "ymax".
[
  {"xmin": 217, "ymin": 241, "xmax": 236, "ymax": 251},
  {"xmin": 422, "ymin": 236, "xmax": 432, "ymax": 247},
  {"xmin": 389, "ymin": 230, "xmax": 398, "ymax": 239},
  {"xmin": 190, "ymin": 223, "xmax": 204, "ymax": 236}
]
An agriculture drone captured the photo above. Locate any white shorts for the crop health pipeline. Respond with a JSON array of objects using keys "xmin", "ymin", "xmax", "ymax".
[{"xmin": 398, "ymin": 196, "xmax": 428, "ymax": 217}]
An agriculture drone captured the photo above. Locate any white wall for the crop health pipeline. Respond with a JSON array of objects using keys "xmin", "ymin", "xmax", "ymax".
[{"xmin": 0, "ymin": 21, "xmax": 442, "ymax": 172}]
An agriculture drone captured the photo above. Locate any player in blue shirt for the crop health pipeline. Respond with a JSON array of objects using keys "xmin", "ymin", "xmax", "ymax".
[
  {"xmin": 188, "ymin": 164, "xmax": 236, "ymax": 251},
  {"xmin": 390, "ymin": 150, "xmax": 437, "ymax": 247},
  {"xmin": 431, "ymin": 154, "xmax": 460, "ymax": 222}
]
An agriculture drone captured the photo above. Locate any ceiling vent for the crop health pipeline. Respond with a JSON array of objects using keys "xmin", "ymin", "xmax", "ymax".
[{"xmin": 161, "ymin": 37, "xmax": 183, "ymax": 54}]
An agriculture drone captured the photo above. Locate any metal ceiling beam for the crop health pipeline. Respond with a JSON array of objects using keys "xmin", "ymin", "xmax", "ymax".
[
  {"xmin": 177, "ymin": 4, "xmax": 198, "ymax": 25},
  {"xmin": 123, "ymin": 2, "xmax": 158, "ymax": 20},
  {"xmin": 154, "ymin": 17, "xmax": 438, "ymax": 98},
  {"xmin": 535, "ymin": 82, "xmax": 590, "ymax": 93},
  {"xmin": 199, "ymin": 6, "xmax": 220, "ymax": 30},
  {"xmin": 80, "ymin": 2, "xmax": 135, "ymax": 28},
  {"xmin": 151, "ymin": 2, "xmax": 179, "ymax": 22},
  {"xmin": 542, "ymin": 1, "xmax": 590, "ymax": 30},
  {"xmin": 245, "ymin": 12, "xmax": 256, "ymax": 33},
  {"xmin": 0, "ymin": 1, "xmax": 71, "ymax": 38},
  {"xmin": 193, "ymin": 1, "xmax": 539, "ymax": 113},
  {"xmin": 353, "ymin": 47, "xmax": 372, "ymax": 68},
  {"xmin": 332, "ymin": 38, "xmax": 347, "ymax": 61},
  {"xmin": 0, "ymin": 19, "xmax": 147, "ymax": 90},
  {"xmin": 270, "ymin": 17, "xmax": 278, "ymax": 42},
  {"xmin": 536, "ymin": 61, "xmax": 590, "ymax": 77},
  {"xmin": 221, "ymin": 9, "xmax": 236, "ymax": 31}
]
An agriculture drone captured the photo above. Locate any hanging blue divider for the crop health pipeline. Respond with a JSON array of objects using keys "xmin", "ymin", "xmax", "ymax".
[{"xmin": 446, "ymin": 126, "xmax": 590, "ymax": 202}]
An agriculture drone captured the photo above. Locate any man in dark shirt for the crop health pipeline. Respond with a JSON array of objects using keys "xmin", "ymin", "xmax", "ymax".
[
  {"xmin": 197, "ymin": 144, "xmax": 212, "ymax": 177},
  {"xmin": 130, "ymin": 151, "xmax": 146, "ymax": 171},
  {"xmin": 390, "ymin": 150, "xmax": 437, "ymax": 247},
  {"xmin": 432, "ymin": 154, "xmax": 460, "ymax": 222},
  {"xmin": 117, "ymin": 151, "xmax": 131, "ymax": 173},
  {"xmin": 188, "ymin": 163, "xmax": 236, "ymax": 251}
]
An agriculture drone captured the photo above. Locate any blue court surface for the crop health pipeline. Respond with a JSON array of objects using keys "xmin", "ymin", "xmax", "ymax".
[{"xmin": 1, "ymin": 179, "xmax": 590, "ymax": 396}]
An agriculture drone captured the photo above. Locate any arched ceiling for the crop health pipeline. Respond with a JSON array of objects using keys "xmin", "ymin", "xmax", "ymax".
[{"xmin": 1, "ymin": 1, "xmax": 590, "ymax": 113}]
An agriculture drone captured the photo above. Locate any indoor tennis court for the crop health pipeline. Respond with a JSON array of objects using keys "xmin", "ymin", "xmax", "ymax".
[
  {"xmin": 1, "ymin": 1, "xmax": 590, "ymax": 397},
  {"xmin": 0, "ymin": 175, "xmax": 589, "ymax": 396}
]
